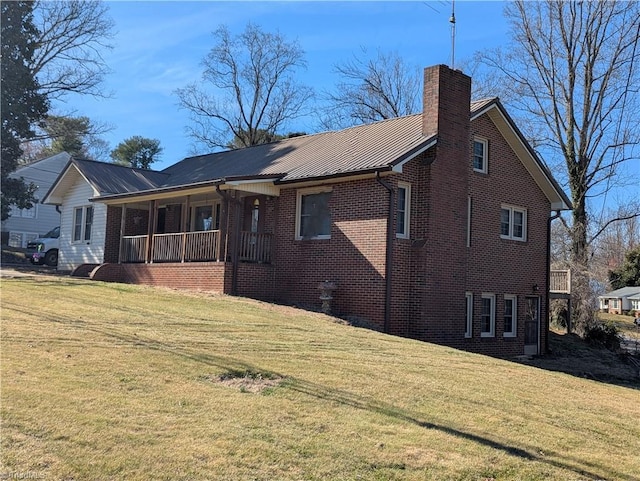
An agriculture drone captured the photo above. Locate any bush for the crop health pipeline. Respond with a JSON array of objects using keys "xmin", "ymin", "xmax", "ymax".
[{"xmin": 583, "ymin": 320, "xmax": 621, "ymax": 351}]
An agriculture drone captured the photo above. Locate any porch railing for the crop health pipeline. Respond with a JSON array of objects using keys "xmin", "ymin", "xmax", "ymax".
[
  {"xmin": 550, "ymin": 269, "xmax": 571, "ymax": 294},
  {"xmin": 239, "ymin": 231, "xmax": 272, "ymax": 263},
  {"xmin": 121, "ymin": 230, "xmax": 272, "ymax": 264},
  {"xmin": 121, "ymin": 235, "xmax": 147, "ymax": 263}
]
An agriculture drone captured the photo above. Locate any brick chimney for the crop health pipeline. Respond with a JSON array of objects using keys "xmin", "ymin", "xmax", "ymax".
[
  {"xmin": 411, "ymin": 64, "xmax": 471, "ymax": 342},
  {"xmin": 422, "ymin": 64, "xmax": 471, "ymax": 144}
]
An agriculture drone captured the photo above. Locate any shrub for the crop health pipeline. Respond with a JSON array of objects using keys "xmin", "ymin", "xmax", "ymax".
[{"xmin": 583, "ymin": 320, "xmax": 621, "ymax": 351}]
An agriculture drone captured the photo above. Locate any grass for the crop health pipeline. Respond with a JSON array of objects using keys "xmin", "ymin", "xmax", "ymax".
[
  {"xmin": 599, "ymin": 311, "xmax": 640, "ymax": 342},
  {"xmin": 2, "ymin": 274, "xmax": 640, "ymax": 481}
]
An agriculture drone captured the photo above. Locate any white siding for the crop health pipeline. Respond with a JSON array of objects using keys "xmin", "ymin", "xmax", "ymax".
[
  {"xmin": 58, "ymin": 181, "xmax": 107, "ymax": 271},
  {"xmin": 1, "ymin": 153, "xmax": 70, "ymax": 244}
]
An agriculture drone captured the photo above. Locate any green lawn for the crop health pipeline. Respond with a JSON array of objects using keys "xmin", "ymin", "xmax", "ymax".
[{"xmin": 2, "ymin": 274, "xmax": 639, "ymax": 480}]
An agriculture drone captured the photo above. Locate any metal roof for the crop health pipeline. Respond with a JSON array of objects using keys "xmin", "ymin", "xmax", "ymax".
[
  {"xmin": 71, "ymin": 158, "xmax": 170, "ymax": 195},
  {"xmin": 55, "ymin": 97, "xmax": 570, "ymax": 212},
  {"xmin": 160, "ymin": 114, "xmax": 435, "ymax": 186},
  {"xmin": 599, "ymin": 286, "xmax": 640, "ymax": 298}
]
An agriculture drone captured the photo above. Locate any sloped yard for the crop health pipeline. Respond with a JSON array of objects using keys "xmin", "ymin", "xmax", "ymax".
[{"xmin": 2, "ymin": 274, "xmax": 639, "ymax": 480}]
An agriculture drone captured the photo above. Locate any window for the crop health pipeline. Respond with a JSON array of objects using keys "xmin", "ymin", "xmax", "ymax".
[
  {"xmin": 10, "ymin": 204, "xmax": 37, "ymax": 218},
  {"xmin": 465, "ymin": 292, "xmax": 473, "ymax": 338},
  {"xmin": 73, "ymin": 206, "xmax": 94, "ymax": 242},
  {"xmin": 611, "ymin": 299, "xmax": 619, "ymax": 309},
  {"xmin": 466, "ymin": 196, "xmax": 472, "ymax": 248},
  {"xmin": 500, "ymin": 205, "xmax": 527, "ymax": 241},
  {"xmin": 503, "ymin": 295, "xmax": 517, "ymax": 337},
  {"xmin": 473, "ymin": 138, "xmax": 488, "ymax": 173},
  {"xmin": 251, "ymin": 199, "xmax": 260, "ymax": 233},
  {"xmin": 396, "ymin": 182, "xmax": 411, "ymax": 238},
  {"xmin": 296, "ymin": 188, "xmax": 332, "ymax": 239},
  {"xmin": 191, "ymin": 203, "xmax": 221, "ymax": 231},
  {"xmin": 481, "ymin": 294, "xmax": 495, "ymax": 337}
]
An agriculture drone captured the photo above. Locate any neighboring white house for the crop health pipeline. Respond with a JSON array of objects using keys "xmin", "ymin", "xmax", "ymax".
[
  {"xmin": 1, "ymin": 152, "xmax": 70, "ymax": 247},
  {"xmin": 598, "ymin": 286, "xmax": 640, "ymax": 315},
  {"xmin": 629, "ymin": 293, "xmax": 640, "ymax": 317},
  {"xmin": 42, "ymin": 158, "xmax": 167, "ymax": 271}
]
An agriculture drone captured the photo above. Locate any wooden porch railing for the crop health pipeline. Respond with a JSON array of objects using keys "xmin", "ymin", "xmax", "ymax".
[
  {"xmin": 239, "ymin": 231, "xmax": 272, "ymax": 263},
  {"xmin": 550, "ymin": 269, "xmax": 571, "ymax": 294},
  {"xmin": 121, "ymin": 235, "xmax": 147, "ymax": 262},
  {"xmin": 121, "ymin": 230, "xmax": 272, "ymax": 264}
]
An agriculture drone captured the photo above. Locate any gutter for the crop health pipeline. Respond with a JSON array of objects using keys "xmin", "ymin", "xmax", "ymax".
[
  {"xmin": 545, "ymin": 210, "xmax": 562, "ymax": 353},
  {"xmin": 376, "ymin": 171, "xmax": 394, "ymax": 334},
  {"xmin": 216, "ymin": 183, "xmax": 241, "ymax": 296}
]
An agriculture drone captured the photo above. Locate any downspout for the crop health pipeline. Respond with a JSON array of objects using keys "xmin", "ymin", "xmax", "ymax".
[
  {"xmin": 545, "ymin": 210, "xmax": 562, "ymax": 353},
  {"xmin": 376, "ymin": 171, "xmax": 394, "ymax": 334},
  {"xmin": 216, "ymin": 184, "xmax": 241, "ymax": 296}
]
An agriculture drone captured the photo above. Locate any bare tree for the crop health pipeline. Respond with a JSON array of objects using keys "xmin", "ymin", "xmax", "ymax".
[
  {"xmin": 321, "ymin": 49, "xmax": 420, "ymax": 130},
  {"xmin": 591, "ymin": 202, "xmax": 640, "ymax": 286},
  {"xmin": 31, "ymin": 0, "xmax": 114, "ymax": 100},
  {"xmin": 21, "ymin": 114, "xmax": 112, "ymax": 162},
  {"xmin": 176, "ymin": 23, "xmax": 313, "ymax": 152},
  {"xmin": 476, "ymin": 0, "xmax": 640, "ymax": 331}
]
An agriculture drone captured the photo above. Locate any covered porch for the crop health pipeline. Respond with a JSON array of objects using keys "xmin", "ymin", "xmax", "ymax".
[{"xmin": 106, "ymin": 184, "xmax": 277, "ymax": 266}]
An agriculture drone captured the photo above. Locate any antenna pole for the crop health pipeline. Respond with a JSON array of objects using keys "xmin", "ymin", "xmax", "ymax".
[{"xmin": 449, "ymin": 0, "xmax": 456, "ymax": 69}]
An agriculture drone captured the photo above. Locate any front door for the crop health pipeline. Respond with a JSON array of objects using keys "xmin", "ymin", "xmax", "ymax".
[{"xmin": 524, "ymin": 296, "xmax": 540, "ymax": 355}]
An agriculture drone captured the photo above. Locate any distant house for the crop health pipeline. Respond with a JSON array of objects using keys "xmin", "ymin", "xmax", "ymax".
[
  {"xmin": 1, "ymin": 152, "xmax": 69, "ymax": 247},
  {"xmin": 598, "ymin": 286, "xmax": 640, "ymax": 315},
  {"xmin": 44, "ymin": 65, "xmax": 571, "ymax": 358}
]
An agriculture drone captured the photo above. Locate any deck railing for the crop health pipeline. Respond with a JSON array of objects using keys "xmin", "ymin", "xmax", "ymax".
[
  {"xmin": 550, "ymin": 269, "xmax": 571, "ymax": 294},
  {"xmin": 121, "ymin": 230, "xmax": 271, "ymax": 264}
]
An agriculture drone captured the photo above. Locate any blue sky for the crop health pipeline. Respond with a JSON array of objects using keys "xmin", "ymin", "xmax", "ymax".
[
  {"xmin": 54, "ymin": 0, "xmax": 510, "ymax": 170},
  {"xmin": 52, "ymin": 0, "xmax": 638, "ymax": 211}
]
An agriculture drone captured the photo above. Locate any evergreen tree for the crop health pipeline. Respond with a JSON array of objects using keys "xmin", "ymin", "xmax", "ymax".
[
  {"xmin": 1, "ymin": 1, "xmax": 49, "ymax": 220},
  {"xmin": 110, "ymin": 136, "xmax": 162, "ymax": 169},
  {"xmin": 609, "ymin": 247, "xmax": 640, "ymax": 289}
]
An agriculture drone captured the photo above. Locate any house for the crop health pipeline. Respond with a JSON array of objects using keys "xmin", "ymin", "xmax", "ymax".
[
  {"xmin": 1, "ymin": 152, "xmax": 70, "ymax": 247},
  {"xmin": 42, "ymin": 161, "xmax": 168, "ymax": 273},
  {"xmin": 43, "ymin": 65, "xmax": 571, "ymax": 358},
  {"xmin": 598, "ymin": 286, "xmax": 640, "ymax": 315}
]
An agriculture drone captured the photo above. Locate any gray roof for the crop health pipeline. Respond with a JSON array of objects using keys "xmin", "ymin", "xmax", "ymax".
[
  {"xmin": 160, "ymin": 113, "xmax": 437, "ymax": 186},
  {"xmin": 70, "ymin": 158, "xmax": 170, "ymax": 195},
  {"xmin": 599, "ymin": 286, "xmax": 640, "ymax": 298},
  {"xmin": 52, "ymin": 97, "xmax": 569, "ymax": 211}
]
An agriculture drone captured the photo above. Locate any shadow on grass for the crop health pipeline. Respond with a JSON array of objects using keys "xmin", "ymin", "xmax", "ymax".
[
  {"xmin": 5, "ymin": 299, "xmax": 637, "ymax": 481},
  {"xmin": 514, "ymin": 332, "xmax": 640, "ymax": 391},
  {"xmin": 286, "ymin": 379, "xmax": 637, "ymax": 481}
]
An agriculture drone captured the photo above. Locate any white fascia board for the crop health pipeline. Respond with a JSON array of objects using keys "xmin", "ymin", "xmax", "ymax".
[{"xmin": 391, "ymin": 138, "xmax": 438, "ymax": 173}]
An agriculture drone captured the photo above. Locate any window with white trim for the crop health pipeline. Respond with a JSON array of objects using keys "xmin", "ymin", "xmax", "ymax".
[
  {"xmin": 73, "ymin": 206, "xmax": 94, "ymax": 242},
  {"xmin": 10, "ymin": 204, "xmax": 37, "ymax": 218},
  {"xmin": 396, "ymin": 182, "xmax": 411, "ymax": 238},
  {"xmin": 473, "ymin": 138, "xmax": 488, "ymax": 173},
  {"xmin": 191, "ymin": 202, "xmax": 221, "ymax": 231},
  {"xmin": 500, "ymin": 205, "xmax": 527, "ymax": 241},
  {"xmin": 296, "ymin": 187, "xmax": 332, "ymax": 240},
  {"xmin": 503, "ymin": 294, "xmax": 517, "ymax": 337},
  {"xmin": 465, "ymin": 292, "xmax": 473, "ymax": 338},
  {"xmin": 481, "ymin": 293, "xmax": 496, "ymax": 337}
]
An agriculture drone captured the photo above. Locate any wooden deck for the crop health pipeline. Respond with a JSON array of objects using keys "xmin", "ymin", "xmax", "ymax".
[{"xmin": 549, "ymin": 269, "xmax": 571, "ymax": 298}]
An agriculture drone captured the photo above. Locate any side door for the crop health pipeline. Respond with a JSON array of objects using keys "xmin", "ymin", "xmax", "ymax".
[{"xmin": 524, "ymin": 296, "xmax": 540, "ymax": 355}]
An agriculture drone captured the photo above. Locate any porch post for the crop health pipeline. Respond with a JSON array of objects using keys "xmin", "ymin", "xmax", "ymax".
[
  {"xmin": 146, "ymin": 200, "xmax": 156, "ymax": 263},
  {"xmin": 218, "ymin": 194, "xmax": 228, "ymax": 262},
  {"xmin": 118, "ymin": 204, "xmax": 127, "ymax": 263},
  {"xmin": 181, "ymin": 196, "xmax": 190, "ymax": 262}
]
